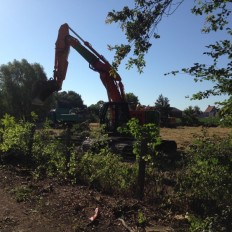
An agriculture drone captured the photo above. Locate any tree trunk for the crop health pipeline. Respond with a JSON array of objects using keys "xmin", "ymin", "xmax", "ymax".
[{"xmin": 136, "ymin": 140, "xmax": 147, "ymax": 200}]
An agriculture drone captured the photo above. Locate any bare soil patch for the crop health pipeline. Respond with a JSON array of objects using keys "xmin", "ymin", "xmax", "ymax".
[{"xmin": 0, "ymin": 166, "xmax": 186, "ymax": 232}]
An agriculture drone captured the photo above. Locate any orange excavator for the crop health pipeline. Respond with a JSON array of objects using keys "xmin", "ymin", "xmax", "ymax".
[
  {"xmin": 32, "ymin": 23, "xmax": 161, "ymax": 133},
  {"xmin": 32, "ymin": 23, "xmax": 177, "ymax": 154}
]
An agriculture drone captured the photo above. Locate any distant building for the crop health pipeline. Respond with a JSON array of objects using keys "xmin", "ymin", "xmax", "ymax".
[
  {"xmin": 169, "ymin": 107, "xmax": 183, "ymax": 118},
  {"xmin": 203, "ymin": 105, "xmax": 218, "ymax": 117}
]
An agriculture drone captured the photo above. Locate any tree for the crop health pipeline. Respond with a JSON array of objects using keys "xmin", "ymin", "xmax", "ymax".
[
  {"xmin": 154, "ymin": 94, "xmax": 171, "ymax": 119},
  {"xmin": 107, "ymin": 0, "xmax": 232, "ymax": 119},
  {"xmin": 54, "ymin": 91, "xmax": 86, "ymax": 109},
  {"xmin": 182, "ymin": 106, "xmax": 199, "ymax": 126},
  {"xmin": 88, "ymin": 100, "xmax": 105, "ymax": 122},
  {"xmin": 106, "ymin": 0, "xmax": 184, "ymax": 73},
  {"xmin": 0, "ymin": 59, "xmax": 51, "ymax": 119},
  {"xmin": 126, "ymin": 92, "xmax": 140, "ymax": 104},
  {"xmin": 126, "ymin": 92, "xmax": 140, "ymax": 109},
  {"xmin": 171, "ymin": 1, "xmax": 232, "ymax": 119},
  {"xmin": 193, "ymin": 105, "xmax": 201, "ymax": 116}
]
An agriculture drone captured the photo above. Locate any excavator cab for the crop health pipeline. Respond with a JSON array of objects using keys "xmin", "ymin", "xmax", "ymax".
[
  {"xmin": 32, "ymin": 79, "xmax": 59, "ymax": 106},
  {"xmin": 99, "ymin": 102, "xmax": 130, "ymax": 134}
]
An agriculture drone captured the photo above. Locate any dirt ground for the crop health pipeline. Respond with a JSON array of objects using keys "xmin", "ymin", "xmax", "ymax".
[
  {"xmin": 0, "ymin": 126, "xmax": 231, "ymax": 232},
  {"xmin": 0, "ymin": 166, "xmax": 183, "ymax": 232}
]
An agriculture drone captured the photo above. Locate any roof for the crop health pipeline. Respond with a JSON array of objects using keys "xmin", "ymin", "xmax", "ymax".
[
  {"xmin": 204, "ymin": 105, "xmax": 216, "ymax": 113},
  {"xmin": 170, "ymin": 107, "xmax": 182, "ymax": 112}
]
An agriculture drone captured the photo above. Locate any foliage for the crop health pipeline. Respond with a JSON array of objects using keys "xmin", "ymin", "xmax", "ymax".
[
  {"xmin": 126, "ymin": 92, "xmax": 140, "ymax": 109},
  {"xmin": 119, "ymin": 118, "xmax": 161, "ymax": 199},
  {"xmin": 107, "ymin": 0, "xmax": 232, "ymax": 122},
  {"xmin": 11, "ymin": 186, "xmax": 33, "ymax": 203},
  {"xmin": 77, "ymin": 149, "xmax": 137, "ymax": 194},
  {"xmin": 87, "ymin": 100, "xmax": 105, "ymax": 122},
  {"xmin": 198, "ymin": 116, "xmax": 220, "ymax": 127},
  {"xmin": 219, "ymin": 113, "xmax": 232, "ymax": 127},
  {"xmin": 106, "ymin": 0, "xmax": 184, "ymax": 72},
  {"xmin": 0, "ymin": 59, "xmax": 51, "ymax": 119},
  {"xmin": 217, "ymin": 96, "xmax": 232, "ymax": 126},
  {"xmin": 179, "ymin": 129, "xmax": 232, "ymax": 231},
  {"xmin": 154, "ymin": 94, "xmax": 171, "ymax": 119},
  {"xmin": 119, "ymin": 118, "xmax": 161, "ymax": 161},
  {"xmin": 166, "ymin": 1, "xmax": 232, "ymax": 120},
  {"xmin": 0, "ymin": 113, "xmax": 137, "ymax": 190},
  {"xmin": 182, "ymin": 106, "xmax": 200, "ymax": 126},
  {"xmin": 0, "ymin": 114, "xmax": 78, "ymax": 181},
  {"xmin": 1, "ymin": 113, "xmax": 232, "ymax": 230},
  {"xmin": 137, "ymin": 209, "xmax": 147, "ymax": 226},
  {"xmin": 32, "ymin": 128, "xmax": 67, "ymax": 179},
  {"xmin": 0, "ymin": 114, "xmax": 35, "ymax": 165},
  {"xmin": 54, "ymin": 90, "xmax": 86, "ymax": 109}
]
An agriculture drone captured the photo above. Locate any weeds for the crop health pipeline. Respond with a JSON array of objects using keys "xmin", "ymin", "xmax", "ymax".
[
  {"xmin": 1, "ymin": 114, "xmax": 232, "ymax": 230},
  {"xmin": 11, "ymin": 186, "xmax": 33, "ymax": 203},
  {"xmin": 179, "ymin": 129, "xmax": 232, "ymax": 231}
]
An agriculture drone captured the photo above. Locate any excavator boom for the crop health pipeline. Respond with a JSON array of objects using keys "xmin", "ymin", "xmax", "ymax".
[{"xmin": 32, "ymin": 23, "xmax": 125, "ymax": 105}]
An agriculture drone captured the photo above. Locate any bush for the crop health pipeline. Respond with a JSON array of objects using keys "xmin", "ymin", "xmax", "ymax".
[
  {"xmin": 32, "ymin": 129, "xmax": 67, "ymax": 179},
  {"xmin": 198, "ymin": 116, "xmax": 220, "ymax": 127},
  {"xmin": 0, "ymin": 114, "xmax": 78, "ymax": 181},
  {"xmin": 77, "ymin": 149, "xmax": 137, "ymax": 194},
  {"xmin": 219, "ymin": 115, "xmax": 232, "ymax": 128},
  {"xmin": 179, "ymin": 129, "xmax": 232, "ymax": 231},
  {"xmin": 0, "ymin": 114, "xmax": 35, "ymax": 165},
  {"xmin": 181, "ymin": 115, "xmax": 200, "ymax": 126}
]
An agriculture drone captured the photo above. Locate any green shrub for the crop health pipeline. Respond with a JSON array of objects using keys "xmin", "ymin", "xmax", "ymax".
[
  {"xmin": 77, "ymin": 149, "xmax": 137, "ymax": 194},
  {"xmin": 31, "ymin": 124, "xmax": 79, "ymax": 181},
  {"xmin": 11, "ymin": 186, "xmax": 33, "ymax": 203},
  {"xmin": 179, "ymin": 129, "xmax": 232, "ymax": 231},
  {"xmin": 181, "ymin": 115, "xmax": 200, "ymax": 126},
  {"xmin": 0, "ymin": 114, "xmax": 35, "ymax": 164},
  {"xmin": 32, "ymin": 132, "xmax": 67, "ymax": 179},
  {"xmin": 219, "ymin": 115, "xmax": 232, "ymax": 127},
  {"xmin": 198, "ymin": 116, "xmax": 220, "ymax": 127},
  {"xmin": 0, "ymin": 114, "xmax": 78, "ymax": 181}
]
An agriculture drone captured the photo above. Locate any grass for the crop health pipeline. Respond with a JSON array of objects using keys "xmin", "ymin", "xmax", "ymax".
[{"xmin": 160, "ymin": 126, "xmax": 231, "ymax": 151}]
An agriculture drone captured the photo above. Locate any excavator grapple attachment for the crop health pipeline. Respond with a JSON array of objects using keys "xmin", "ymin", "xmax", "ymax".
[{"xmin": 32, "ymin": 79, "xmax": 59, "ymax": 106}]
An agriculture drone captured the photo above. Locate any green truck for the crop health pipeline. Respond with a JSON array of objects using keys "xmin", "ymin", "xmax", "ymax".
[{"xmin": 48, "ymin": 108, "xmax": 88, "ymax": 126}]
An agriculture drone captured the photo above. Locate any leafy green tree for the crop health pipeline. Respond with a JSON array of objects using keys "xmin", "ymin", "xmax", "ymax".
[
  {"xmin": 183, "ymin": 106, "xmax": 195, "ymax": 115},
  {"xmin": 154, "ymin": 94, "xmax": 171, "ymax": 119},
  {"xmin": 184, "ymin": 105, "xmax": 201, "ymax": 116},
  {"xmin": 106, "ymin": 0, "xmax": 184, "ymax": 72},
  {"xmin": 182, "ymin": 106, "xmax": 200, "ymax": 126},
  {"xmin": 126, "ymin": 92, "xmax": 140, "ymax": 104},
  {"xmin": 126, "ymin": 92, "xmax": 140, "ymax": 110},
  {"xmin": 54, "ymin": 91, "xmax": 86, "ymax": 109},
  {"xmin": 86, "ymin": 101, "xmax": 103, "ymax": 122},
  {"xmin": 88, "ymin": 100, "xmax": 104, "ymax": 121},
  {"xmin": 172, "ymin": 1, "xmax": 232, "ymax": 120},
  {"xmin": 193, "ymin": 105, "xmax": 201, "ymax": 116},
  {"xmin": 118, "ymin": 118, "xmax": 161, "ymax": 199},
  {"xmin": 0, "ymin": 59, "xmax": 51, "ymax": 119},
  {"xmin": 107, "ymin": 1, "xmax": 231, "ymax": 122}
]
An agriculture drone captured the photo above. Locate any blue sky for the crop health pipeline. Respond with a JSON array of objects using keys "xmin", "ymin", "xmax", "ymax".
[{"xmin": 0, "ymin": 0, "xmax": 230, "ymax": 111}]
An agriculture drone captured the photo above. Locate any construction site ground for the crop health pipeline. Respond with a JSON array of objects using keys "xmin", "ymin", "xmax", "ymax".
[{"xmin": 0, "ymin": 126, "xmax": 231, "ymax": 232}]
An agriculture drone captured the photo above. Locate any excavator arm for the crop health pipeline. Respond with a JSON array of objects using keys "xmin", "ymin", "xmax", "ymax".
[{"xmin": 32, "ymin": 23, "xmax": 126, "ymax": 105}]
